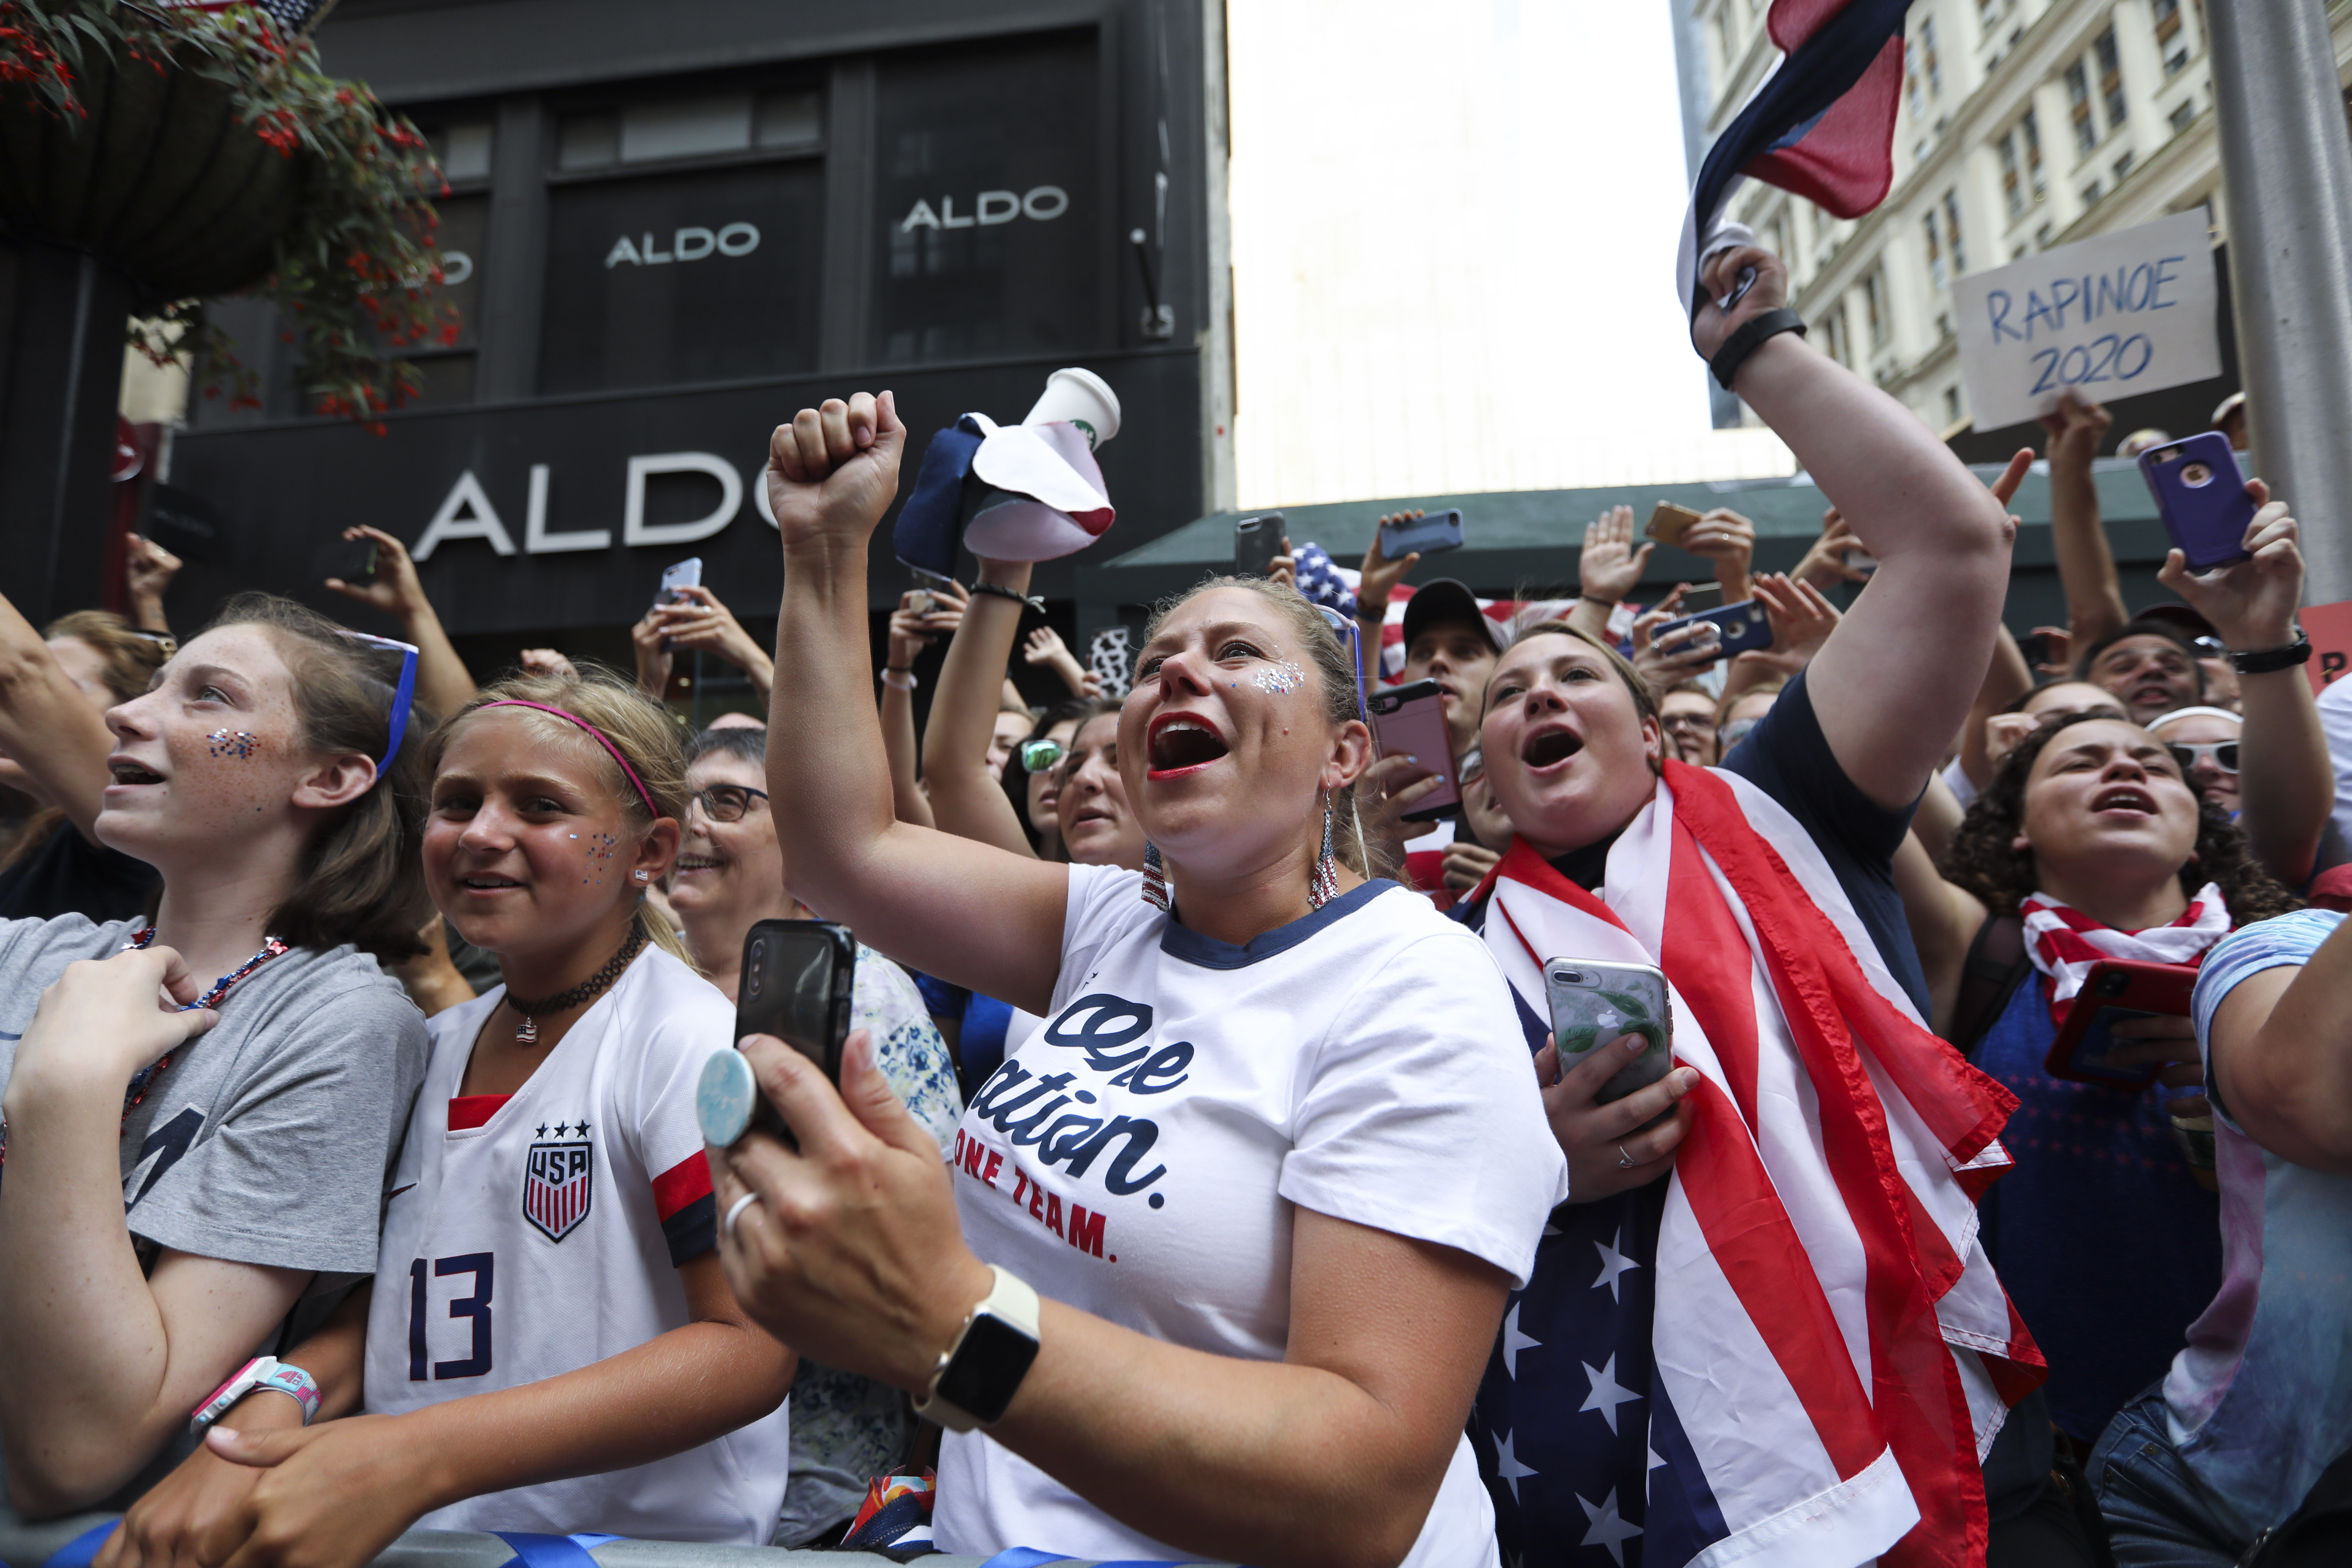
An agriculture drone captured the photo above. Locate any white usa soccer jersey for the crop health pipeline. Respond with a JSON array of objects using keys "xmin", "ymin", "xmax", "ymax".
[{"xmin": 363, "ymin": 946, "xmax": 789, "ymax": 1541}]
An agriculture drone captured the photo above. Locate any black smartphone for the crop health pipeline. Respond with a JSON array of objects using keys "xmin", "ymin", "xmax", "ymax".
[
  {"xmin": 312, "ymin": 535, "xmax": 377, "ymax": 584},
  {"xmin": 1379, "ymin": 509, "xmax": 1464, "ymax": 558},
  {"xmin": 1234, "ymin": 512, "xmax": 1286, "ymax": 577},
  {"xmin": 1366, "ymin": 679, "xmax": 1460, "ymax": 820},
  {"xmin": 730, "ymin": 920, "xmax": 857, "ymax": 1140}
]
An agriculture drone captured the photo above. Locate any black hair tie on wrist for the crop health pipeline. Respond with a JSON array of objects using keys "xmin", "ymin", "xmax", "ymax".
[
  {"xmin": 2230, "ymin": 630, "xmax": 2310, "ymax": 675},
  {"xmin": 969, "ymin": 581, "xmax": 1044, "ymax": 613},
  {"xmin": 1709, "ymin": 307, "xmax": 1807, "ymax": 391}
]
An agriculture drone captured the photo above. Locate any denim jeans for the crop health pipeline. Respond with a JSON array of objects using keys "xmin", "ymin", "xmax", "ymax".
[{"xmin": 2087, "ymin": 1385, "xmax": 2246, "ymax": 1568}]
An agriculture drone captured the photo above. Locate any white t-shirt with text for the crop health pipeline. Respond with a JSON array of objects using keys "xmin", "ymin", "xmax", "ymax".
[{"xmin": 935, "ymin": 865, "xmax": 1565, "ymax": 1566}]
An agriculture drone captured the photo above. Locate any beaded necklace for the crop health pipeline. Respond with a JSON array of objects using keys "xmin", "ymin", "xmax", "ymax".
[{"xmin": 0, "ymin": 927, "xmax": 289, "ymax": 1169}]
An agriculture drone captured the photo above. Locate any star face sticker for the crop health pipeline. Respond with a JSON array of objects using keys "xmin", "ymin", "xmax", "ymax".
[
  {"xmin": 1580, "ymin": 1353, "xmax": 1642, "ymax": 1435},
  {"xmin": 1491, "ymin": 1427, "xmax": 1538, "ymax": 1505},
  {"xmin": 1501, "ymin": 1301, "xmax": 1541, "ymax": 1380},
  {"xmin": 1576, "ymin": 1487, "xmax": 1643, "ymax": 1567},
  {"xmin": 1592, "ymin": 1226, "xmax": 1640, "ymax": 1302}
]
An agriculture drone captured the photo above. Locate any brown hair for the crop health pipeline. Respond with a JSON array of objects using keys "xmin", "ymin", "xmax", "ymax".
[
  {"xmin": 1486, "ymin": 620, "xmax": 1663, "ymax": 776},
  {"xmin": 46, "ymin": 610, "xmax": 171, "ymax": 704},
  {"xmin": 1941, "ymin": 711, "xmax": 2299, "ymax": 923},
  {"xmin": 208, "ymin": 594, "xmax": 435, "ymax": 960},
  {"xmin": 1142, "ymin": 576, "xmax": 1390, "ymax": 880},
  {"xmin": 424, "ymin": 665, "xmax": 695, "ymax": 967},
  {"xmin": 1716, "ymin": 674, "xmax": 1786, "ymax": 727}
]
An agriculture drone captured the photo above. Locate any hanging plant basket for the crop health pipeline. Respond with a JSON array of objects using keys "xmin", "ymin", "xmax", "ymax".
[
  {"xmin": 0, "ymin": 42, "xmax": 307, "ymax": 298},
  {"xmin": 0, "ymin": 1, "xmax": 454, "ymax": 427}
]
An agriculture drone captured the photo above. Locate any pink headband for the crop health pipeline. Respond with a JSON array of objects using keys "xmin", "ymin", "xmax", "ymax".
[{"xmin": 479, "ymin": 700, "xmax": 660, "ymax": 819}]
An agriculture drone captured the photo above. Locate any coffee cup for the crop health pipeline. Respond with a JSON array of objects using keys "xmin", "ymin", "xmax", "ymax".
[{"xmin": 1023, "ymin": 367, "xmax": 1120, "ymax": 450}]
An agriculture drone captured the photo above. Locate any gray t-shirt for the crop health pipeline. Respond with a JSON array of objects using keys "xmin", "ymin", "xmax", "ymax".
[{"xmin": 0, "ymin": 916, "xmax": 430, "ymax": 1277}]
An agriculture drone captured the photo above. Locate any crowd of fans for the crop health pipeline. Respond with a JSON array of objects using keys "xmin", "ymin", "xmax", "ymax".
[{"xmin": 0, "ymin": 243, "xmax": 2347, "ymax": 1568}]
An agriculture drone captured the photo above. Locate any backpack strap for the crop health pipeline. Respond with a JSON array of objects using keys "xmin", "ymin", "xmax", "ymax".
[{"xmin": 1949, "ymin": 913, "xmax": 2033, "ymax": 1060}]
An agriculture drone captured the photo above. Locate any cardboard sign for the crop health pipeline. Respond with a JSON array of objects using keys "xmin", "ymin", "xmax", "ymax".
[
  {"xmin": 1954, "ymin": 210, "xmax": 2220, "ymax": 430},
  {"xmin": 2301, "ymin": 601, "xmax": 2352, "ymax": 693}
]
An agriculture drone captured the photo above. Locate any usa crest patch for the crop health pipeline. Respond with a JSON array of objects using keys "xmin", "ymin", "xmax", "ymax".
[{"xmin": 523, "ymin": 1134, "xmax": 593, "ymax": 1242}]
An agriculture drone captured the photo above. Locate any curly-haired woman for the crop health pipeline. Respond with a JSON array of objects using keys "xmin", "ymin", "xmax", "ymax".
[{"xmin": 1901, "ymin": 711, "xmax": 2300, "ymax": 1449}]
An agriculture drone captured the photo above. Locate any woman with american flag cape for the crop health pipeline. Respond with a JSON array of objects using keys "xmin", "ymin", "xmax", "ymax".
[{"xmin": 1456, "ymin": 233, "xmax": 2050, "ymax": 1568}]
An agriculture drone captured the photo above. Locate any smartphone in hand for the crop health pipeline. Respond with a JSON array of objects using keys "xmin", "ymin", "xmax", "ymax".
[
  {"xmin": 1652, "ymin": 600, "xmax": 1773, "ymax": 666},
  {"xmin": 313, "ymin": 536, "xmax": 377, "ymax": 584},
  {"xmin": 2043, "ymin": 959, "xmax": 2198, "ymax": 1088},
  {"xmin": 1379, "ymin": 509, "xmax": 1464, "ymax": 559},
  {"xmin": 699, "ymin": 920, "xmax": 858, "ymax": 1149},
  {"xmin": 2139, "ymin": 433, "xmax": 2256, "ymax": 573},
  {"xmin": 1234, "ymin": 512, "xmax": 1286, "ymax": 577},
  {"xmin": 1366, "ymin": 679, "xmax": 1459, "ymax": 820},
  {"xmin": 1544, "ymin": 958, "xmax": 1673, "ymax": 1104},
  {"xmin": 659, "ymin": 556, "xmax": 704, "ymax": 606},
  {"xmin": 1645, "ymin": 502, "xmax": 1704, "ymax": 548}
]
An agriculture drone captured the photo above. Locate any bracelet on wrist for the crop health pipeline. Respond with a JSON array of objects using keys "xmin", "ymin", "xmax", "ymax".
[
  {"xmin": 969, "ymin": 581, "xmax": 1044, "ymax": 613},
  {"xmin": 1709, "ymin": 307, "xmax": 1808, "ymax": 391},
  {"xmin": 2228, "ymin": 630, "xmax": 2310, "ymax": 675},
  {"xmin": 880, "ymin": 667, "xmax": 917, "ymax": 690}
]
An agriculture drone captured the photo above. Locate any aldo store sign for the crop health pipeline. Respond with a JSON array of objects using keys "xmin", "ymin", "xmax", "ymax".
[{"xmin": 411, "ymin": 450, "xmax": 777, "ymax": 560}]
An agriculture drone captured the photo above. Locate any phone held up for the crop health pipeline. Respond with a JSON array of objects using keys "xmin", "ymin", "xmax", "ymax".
[
  {"xmin": 1645, "ymin": 502, "xmax": 1704, "ymax": 548},
  {"xmin": 1652, "ymin": 600, "xmax": 1773, "ymax": 666},
  {"xmin": 1378, "ymin": 509, "xmax": 1464, "ymax": 560},
  {"xmin": 2139, "ymin": 432, "xmax": 2256, "ymax": 573},
  {"xmin": 1233, "ymin": 511, "xmax": 1287, "ymax": 578},
  {"xmin": 695, "ymin": 919, "xmax": 858, "ymax": 1149},
  {"xmin": 1544, "ymin": 959, "xmax": 1673, "ymax": 1105},
  {"xmin": 313, "ymin": 534, "xmax": 378, "ymax": 585},
  {"xmin": 2043, "ymin": 959, "xmax": 2199, "ymax": 1089},
  {"xmin": 1366, "ymin": 679, "xmax": 1460, "ymax": 820}
]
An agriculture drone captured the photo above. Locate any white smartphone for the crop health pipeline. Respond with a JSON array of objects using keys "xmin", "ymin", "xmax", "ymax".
[
  {"xmin": 1543, "ymin": 958, "xmax": 1673, "ymax": 1105},
  {"xmin": 659, "ymin": 556, "xmax": 704, "ymax": 605}
]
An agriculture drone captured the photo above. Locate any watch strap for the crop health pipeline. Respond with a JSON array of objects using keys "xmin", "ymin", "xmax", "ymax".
[
  {"xmin": 914, "ymin": 1265, "xmax": 1041, "ymax": 1433},
  {"xmin": 1710, "ymin": 307, "xmax": 1807, "ymax": 391},
  {"xmin": 2230, "ymin": 631, "xmax": 2310, "ymax": 675}
]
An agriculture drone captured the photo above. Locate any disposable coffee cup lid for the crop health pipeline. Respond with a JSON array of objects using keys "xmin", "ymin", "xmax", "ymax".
[{"xmin": 1023, "ymin": 367, "xmax": 1120, "ymax": 449}]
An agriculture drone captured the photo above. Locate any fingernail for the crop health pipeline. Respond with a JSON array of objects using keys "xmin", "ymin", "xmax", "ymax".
[{"xmin": 1625, "ymin": 1036, "xmax": 1646, "ymax": 1053}]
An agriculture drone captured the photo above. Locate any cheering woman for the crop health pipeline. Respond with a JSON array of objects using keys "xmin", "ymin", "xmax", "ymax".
[{"xmin": 711, "ymin": 390, "xmax": 1563, "ymax": 1568}]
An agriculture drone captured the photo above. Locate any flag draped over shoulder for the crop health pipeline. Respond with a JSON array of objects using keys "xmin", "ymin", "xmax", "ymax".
[
  {"xmin": 1678, "ymin": 0, "xmax": 1914, "ymax": 318},
  {"xmin": 1473, "ymin": 760, "xmax": 2043, "ymax": 1568}
]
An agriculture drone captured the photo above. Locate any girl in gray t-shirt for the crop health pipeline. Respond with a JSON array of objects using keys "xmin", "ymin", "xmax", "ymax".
[{"xmin": 0, "ymin": 594, "xmax": 432, "ymax": 1519}]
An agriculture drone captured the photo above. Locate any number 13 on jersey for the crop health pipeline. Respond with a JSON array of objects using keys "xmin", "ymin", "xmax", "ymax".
[{"xmin": 408, "ymin": 1253, "xmax": 494, "ymax": 1380}]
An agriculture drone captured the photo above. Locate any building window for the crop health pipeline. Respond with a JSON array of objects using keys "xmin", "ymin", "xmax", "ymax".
[
  {"xmin": 1944, "ymin": 385, "xmax": 1964, "ymax": 424},
  {"xmin": 2036, "ymin": 220, "xmax": 2055, "ymax": 247},
  {"xmin": 2066, "ymin": 59, "xmax": 2098, "ymax": 153},
  {"xmin": 1936, "ymin": 310, "xmax": 1953, "ymax": 341},
  {"xmin": 2013, "ymin": 241, "xmax": 2029, "ymax": 260},
  {"xmin": 1923, "ymin": 209, "xmax": 1946, "ymax": 290},
  {"xmin": 1863, "ymin": 268, "xmax": 1888, "ymax": 350},
  {"xmin": 2170, "ymin": 98, "xmax": 2197, "ymax": 132},
  {"xmin": 2082, "ymin": 180, "xmax": 2104, "ymax": 207},
  {"xmin": 554, "ymin": 89, "xmax": 822, "ymax": 172},
  {"xmin": 2113, "ymin": 150, "xmax": 2135, "ymax": 182},
  {"xmin": 1920, "ymin": 16, "xmax": 1941, "ymax": 96},
  {"xmin": 2096, "ymin": 26, "xmax": 2128, "ymax": 128},
  {"xmin": 2154, "ymin": 0, "xmax": 2183, "ymax": 47},
  {"xmin": 1822, "ymin": 298, "xmax": 1850, "ymax": 366},
  {"xmin": 1943, "ymin": 188, "xmax": 1966, "ymax": 274},
  {"xmin": 1999, "ymin": 132, "xmax": 2025, "ymax": 219},
  {"xmin": 2022, "ymin": 106, "xmax": 2045, "ymax": 194}
]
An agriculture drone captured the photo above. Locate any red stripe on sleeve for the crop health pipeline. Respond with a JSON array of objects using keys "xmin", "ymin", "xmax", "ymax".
[
  {"xmin": 651, "ymin": 1149, "xmax": 713, "ymax": 1222},
  {"xmin": 448, "ymin": 1093, "xmax": 511, "ymax": 1130}
]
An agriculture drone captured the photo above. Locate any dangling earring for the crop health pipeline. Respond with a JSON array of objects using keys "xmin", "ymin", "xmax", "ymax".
[
  {"xmin": 1142, "ymin": 842, "xmax": 1171, "ymax": 911},
  {"xmin": 1308, "ymin": 793, "xmax": 1340, "ymax": 910}
]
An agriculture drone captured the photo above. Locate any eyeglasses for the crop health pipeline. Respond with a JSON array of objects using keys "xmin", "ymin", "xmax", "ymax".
[
  {"xmin": 125, "ymin": 628, "xmax": 179, "ymax": 659},
  {"xmin": 335, "ymin": 630, "xmax": 419, "ymax": 772},
  {"xmin": 1720, "ymin": 716, "xmax": 1762, "ymax": 751},
  {"xmin": 1310, "ymin": 604, "xmax": 1367, "ymax": 722},
  {"xmin": 1660, "ymin": 712, "xmax": 1718, "ymax": 734},
  {"xmin": 2166, "ymin": 741, "xmax": 2239, "ymax": 775},
  {"xmin": 1020, "ymin": 737, "xmax": 1065, "ymax": 773},
  {"xmin": 691, "ymin": 783, "xmax": 770, "ymax": 822}
]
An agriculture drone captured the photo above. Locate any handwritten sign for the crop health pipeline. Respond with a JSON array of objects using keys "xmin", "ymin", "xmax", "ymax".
[
  {"xmin": 1953, "ymin": 209, "xmax": 2220, "ymax": 430},
  {"xmin": 2301, "ymin": 601, "xmax": 2352, "ymax": 693}
]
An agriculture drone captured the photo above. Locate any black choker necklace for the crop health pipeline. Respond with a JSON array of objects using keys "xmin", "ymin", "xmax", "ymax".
[{"xmin": 505, "ymin": 926, "xmax": 646, "ymax": 1044}]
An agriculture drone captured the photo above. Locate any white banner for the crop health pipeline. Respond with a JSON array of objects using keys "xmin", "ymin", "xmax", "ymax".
[{"xmin": 1953, "ymin": 209, "xmax": 2220, "ymax": 430}]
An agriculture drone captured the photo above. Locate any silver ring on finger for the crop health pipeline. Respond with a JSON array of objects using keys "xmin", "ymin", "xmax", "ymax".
[
  {"xmin": 1616, "ymin": 1143, "xmax": 1634, "ymax": 1170},
  {"xmin": 723, "ymin": 1191, "xmax": 761, "ymax": 1242}
]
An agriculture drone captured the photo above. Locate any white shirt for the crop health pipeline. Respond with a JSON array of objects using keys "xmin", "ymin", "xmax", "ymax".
[
  {"xmin": 2318, "ymin": 673, "xmax": 2352, "ymax": 849},
  {"xmin": 365, "ymin": 946, "xmax": 789, "ymax": 1542},
  {"xmin": 935, "ymin": 865, "xmax": 1565, "ymax": 1566}
]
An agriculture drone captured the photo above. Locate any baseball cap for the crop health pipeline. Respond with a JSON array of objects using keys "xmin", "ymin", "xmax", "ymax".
[{"xmin": 1399, "ymin": 579, "xmax": 1507, "ymax": 656}]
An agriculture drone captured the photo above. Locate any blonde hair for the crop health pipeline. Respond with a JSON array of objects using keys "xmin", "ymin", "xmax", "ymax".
[
  {"xmin": 422, "ymin": 665, "xmax": 696, "ymax": 969},
  {"xmin": 1142, "ymin": 575, "xmax": 1390, "ymax": 881},
  {"xmin": 46, "ymin": 609, "xmax": 170, "ymax": 703}
]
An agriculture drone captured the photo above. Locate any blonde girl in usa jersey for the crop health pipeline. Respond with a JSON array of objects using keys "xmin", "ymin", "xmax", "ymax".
[{"xmin": 110, "ymin": 669, "xmax": 794, "ymax": 1568}]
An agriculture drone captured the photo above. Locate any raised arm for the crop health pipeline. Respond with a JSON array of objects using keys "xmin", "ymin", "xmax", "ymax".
[
  {"xmin": 1568, "ymin": 506, "xmax": 1651, "ymax": 642},
  {"xmin": 921, "ymin": 566, "xmax": 1042, "ymax": 856},
  {"xmin": 324, "ymin": 527, "xmax": 476, "ymax": 722},
  {"xmin": 2204, "ymin": 915, "xmax": 2352, "ymax": 1173},
  {"xmin": 125, "ymin": 534, "xmax": 183, "ymax": 637},
  {"xmin": 879, "ymin": 587, "xmax": 958, "ymax": 830},
  {"xmin": 765, "ymin": 394, "xmax": 1067, "ymax": 1010},
  {"xmin": 1694, "ymin": 245, "xmax": 2019, "ymax": 807},
  {"xmin": 0, "ymin": 591, "xmax": 115, "ymax": 841},
  {"xmin": 647, "ymin": 585, "xmax": 777, "ymax": 710},
  {"xmin": 2040, "ymin": 391, "xmax": 2130, "ymax": 650},
  {"xmin": 2159, "ymin": 489, "xmax": 2329, "ymax": 886},
  {"xmin": 1954, "ymin": 624, "xmax": 2037, "ymax": 793}
]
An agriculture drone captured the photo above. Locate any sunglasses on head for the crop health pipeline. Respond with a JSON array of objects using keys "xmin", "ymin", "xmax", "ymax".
[
  {"xmin": 1020, "ymin": 737, "xmax": 1066, "ymax": 774},
  {"xmin": 2166, "ymin": 740, "xmax": 2239, "ymax": 776},
  {"xmin": 1719, "ymin": 715, "xmax": 1763, "ymax": 751},
  {"xmin": 1309, "ymin": 604, "xmax": 1367, "ymax": 722},
  {"xmin": 334, "ymin": 630, "xmax": 419, "ymax": 772}
]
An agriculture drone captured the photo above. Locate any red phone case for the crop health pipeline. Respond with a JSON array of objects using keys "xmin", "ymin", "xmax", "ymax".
[
  {"xmin": 1368, "ymin": 679, "xmax": 1460, "ymax": 821},
  {"xmin": 2042, "ymin": 959, "xmax": 2200, "ymax": 1088}
]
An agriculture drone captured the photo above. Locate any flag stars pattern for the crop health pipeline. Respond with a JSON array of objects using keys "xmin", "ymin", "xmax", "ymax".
[
  {"xmin": 1579, "ymin": 1353, "xmax": 1642, "ymax": 1434},
  {"xmin": 1492, "ymin": 1427, "xmax": 1538, "ymax": 1504},
  {"xmin": 1592, "ymin": 1226, "xmax": 1639, "ymax": 1302},
  {"xmin": 1576, "ymin": 1487, "xmax": 1643, "ymax": 1567},
  {"xmin": 1502, "ymin": 1302, "xmax": 1541, "ymax": 1380}
]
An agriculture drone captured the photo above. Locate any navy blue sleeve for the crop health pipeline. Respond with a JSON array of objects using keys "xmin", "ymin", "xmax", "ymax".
[{"xmin": 1720, "ymin": 670, "xmax": 1932, "ymax": 1014}]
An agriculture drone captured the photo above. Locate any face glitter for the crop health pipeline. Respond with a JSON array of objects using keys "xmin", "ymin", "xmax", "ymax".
[
  {"xmin": 205, "ymin": 730, "xmax": 259, "ymax": 758},
  {"xmin": 1253, "ymin": 661, "xmax": 1307, "ymax": 696}
]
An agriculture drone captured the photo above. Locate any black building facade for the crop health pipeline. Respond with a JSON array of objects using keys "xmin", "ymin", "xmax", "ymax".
[{"xmin": 163, "ymin": 0, "xmax": 1230, "ymax": 671}]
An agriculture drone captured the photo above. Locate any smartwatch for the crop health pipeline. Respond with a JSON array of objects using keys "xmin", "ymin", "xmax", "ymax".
[
  {"xmin": 913, "ymin": 1265, "xmax": 1042, "ymax": 1433},
  {"xmin": 190, "ymin": 1356, "xmax": 321, "ymax": 1432}
]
